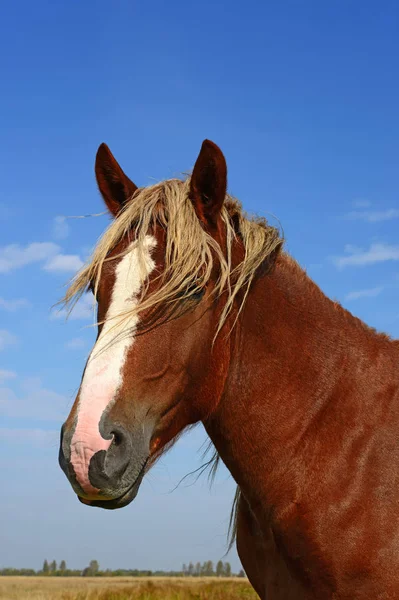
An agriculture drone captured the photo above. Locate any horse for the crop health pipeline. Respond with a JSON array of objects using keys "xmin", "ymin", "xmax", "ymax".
[{"xmin": 59, "ymin": 139, "xmax": 399, "ymax": 599}]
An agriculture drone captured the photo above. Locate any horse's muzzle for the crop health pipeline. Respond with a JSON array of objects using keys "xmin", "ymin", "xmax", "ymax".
[{"xmin": 59, "ymin": 420, "xmax": 151, "ymax": 508}]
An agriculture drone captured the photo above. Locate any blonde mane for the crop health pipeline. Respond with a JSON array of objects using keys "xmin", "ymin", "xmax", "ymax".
[{"xmin": 62, "ymin": 177, "xmax": 283, "ymax": 336}]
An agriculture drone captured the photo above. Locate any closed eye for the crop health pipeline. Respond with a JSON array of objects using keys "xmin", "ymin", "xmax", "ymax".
[
  {"xmin": 191, "ymin": 289, "xmax": 205, "ymax": 301},
  {"xmin": 178, "ymin": 285, "xmax": 205, "ymax": 303}
]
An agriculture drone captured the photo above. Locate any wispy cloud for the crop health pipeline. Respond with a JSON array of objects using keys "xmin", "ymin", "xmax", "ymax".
[
  {"xmin": 51, "ymin": 293, "xmax": 96, "ymax": 321},
  {"xmin": 352, "ymin": 199, "xmax": 371, "ymax": 209},
  {"xmin": 0, "ymin": 242, "xmax": 59, "ymax": 273},
  {"xmin": 0, "ymin": 377, "xmax": 72, "ymax": 421},
  {"xmin": 346, "ymin": 208, "xmax": 399, "ymax": 223},
  {"xmin": 0, "ymin": 369, "xmax": 17, "ymax": 383},
  {"xmin": 333, "ymin": 243, "xmax": 399, "ymax": 269},
  {"xmin": 43, "ymin": 253, "xmax": 83, "ymax": 273},
  {"xmin": 0, "ymin": 428, "xmax": 59, "ymax": 448},
  {"xmin": 0, "ymin": 330, "xmax": 17, "ymax": 352},
  {"xmin": 52, "ymin": 216, "xmax": 69, "ymax": 240},
  {"xmin": 0, "ymin": 297, "xmax": 30, "ymax": 311},
  {"xmin": 0, "ymin": 241, "xmax": 83, "ymax": 275},
  {"xmin": 65, "ymin": 337, "xmax": 86, "ymax": 350},
  {"xmin": 345, "ymin": 286, "xmax": 384, "ymax": 301}
]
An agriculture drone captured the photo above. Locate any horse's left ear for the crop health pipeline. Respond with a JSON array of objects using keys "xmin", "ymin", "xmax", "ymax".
[
  {"xmin": 189, "ymin": 140, "xmax": 227, "ymax": 228},
  {"xmin": 95, "ymin": 143, "xmax": 138, "ymax": 217}
]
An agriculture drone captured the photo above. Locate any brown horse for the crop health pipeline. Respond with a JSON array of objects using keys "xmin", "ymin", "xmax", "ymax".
[{"xmin": 59, "ymin": 140, "xmax": 399, "ymax": 599}]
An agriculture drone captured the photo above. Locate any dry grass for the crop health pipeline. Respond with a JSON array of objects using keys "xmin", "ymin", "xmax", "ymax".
[{"xmin": 0, "ymin": 577, "xmax": 257, "ymax": 600}]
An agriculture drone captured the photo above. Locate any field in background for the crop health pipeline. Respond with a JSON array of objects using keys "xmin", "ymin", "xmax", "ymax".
[{"xmin": 0, "ymin": 576, "xmax": 257, "ymax": 599}]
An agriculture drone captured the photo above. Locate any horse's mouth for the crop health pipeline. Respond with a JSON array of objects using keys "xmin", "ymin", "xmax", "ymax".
[{"xmin": 77, "ymin": 459, "xmax": 147, "ymax": 510}]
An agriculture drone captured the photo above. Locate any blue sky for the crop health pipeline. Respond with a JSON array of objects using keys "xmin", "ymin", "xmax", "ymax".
[{"xmin": 0, "ymin": 0, "xmax": 398, "ymax": 573}]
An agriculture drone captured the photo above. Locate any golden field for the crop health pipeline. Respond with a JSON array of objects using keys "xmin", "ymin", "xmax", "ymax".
[{"xmin": 0, "ymin": 576, "xmax": 257, "ymax": 600}]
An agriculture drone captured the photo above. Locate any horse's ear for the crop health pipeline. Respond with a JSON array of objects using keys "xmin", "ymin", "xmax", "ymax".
[
  {"xmin": 189, "ymin": 140, "xmax": 227, "ymax": 228},
  {"xmin": 95, "ymin": 143, "xmax": 138, "ymax": 217}
]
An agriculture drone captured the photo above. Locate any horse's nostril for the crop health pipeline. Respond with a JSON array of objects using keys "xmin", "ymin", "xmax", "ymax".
[
  {"xmin": 112, "ymin": 431, "xmax": 122, "ymax": 446},
  {"xmin": 110, "ymin": 427, "xmax": 128, "ymax": 447},
  {"xmin": 88, "ymin": 425, "xmax": 134, "ymax": 491}
]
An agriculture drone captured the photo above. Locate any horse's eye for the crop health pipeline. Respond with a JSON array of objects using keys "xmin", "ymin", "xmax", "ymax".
[
  {"xmin": 191, "ymin": 289, "xmax": 205, "ymax": 301},
  {"xmin": 179, "ymin": 286, "xmax": 205, "ymax": 302}
]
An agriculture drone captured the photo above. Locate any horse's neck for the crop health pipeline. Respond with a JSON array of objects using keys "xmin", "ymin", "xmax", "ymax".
[{"xmin": 204, "ymin": 253, "xmax": 398, "ymax": 514}]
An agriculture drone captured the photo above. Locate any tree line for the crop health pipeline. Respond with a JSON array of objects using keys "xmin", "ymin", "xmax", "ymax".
[
  {"xmin": 0, "ymin": 559, "xmax": 245, "ymax": 578},
  {"xmin": 182, "ymin": 561, "xmax": 240, "ymax": 577}
]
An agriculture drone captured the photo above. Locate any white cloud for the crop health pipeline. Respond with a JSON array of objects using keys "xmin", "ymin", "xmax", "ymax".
[
  {"xmin": 0, "ymin": 369, "xmax": 16, "ymax": 383},
  {"xmin": 0, "ymin": 330, "xmax": 17, "ymax": 351},
  {"xmin": 65, "ymin": 337, "xmax": 86, "ymax": 350},
  {"xmin": 0, "ymin": 242, "xmax": 59, "ymax": 273},
  {"xmin": 0, "ymin": 428, "xmax": 59, "ymax": 448},
  {"xmin": 51, "ymin": 293, "xmax": 96, "ymax": 321},
  {"xmin": 352, "ymin": 199, "xmax": 371, "ymax": 208},
  {"xmin": 52, "ymin": 216, "xmax": 69, "ymax": 240},
  {"xmin": 0, "ymin": 297, "xmax": 30, "ymax": 311},
  {"xmin": 346, "ymin": 208, "xmax": 399, "ymax": 223},
  {"xmin": 0, "ymin": 377, "xmax": 73, "ymax": 421},
  {"xmin": 44, "ymin": 253, "xmax": 83, "ymax": 273},
  {"xmin": 345, "ymin": 286, "xmax": 384, "ymax": 301},
  {"xmin": 333, "ymin": 243, "xmax": 399, "ymax": 269},
  {"xmin": 0, "ymin": 241, "xmax": 83, "ymax": 275}
]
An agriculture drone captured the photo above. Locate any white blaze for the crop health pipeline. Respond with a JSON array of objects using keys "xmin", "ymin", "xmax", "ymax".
[{"xmin": 70, "ymin": 236, "xmax": 156, "ymax": 495}]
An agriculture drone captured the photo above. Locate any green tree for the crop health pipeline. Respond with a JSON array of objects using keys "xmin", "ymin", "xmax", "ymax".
[
  {"xmin": 59, "ymin": 560, "xmax": 66, "ymax": 573},
  {"xmin": 216, "ymin": 560, "xmax": 224, "ymax": 577},
  {"xmin": 203, "ymin": 561, "xmax": 214, "ymax": 576},
  {"xmin": 89, "ymin": 560, "xmax": 99, "ymax": 576},
  {"xmin": 187, "ymin": 562, "xmax": 194, "ymax": 576},
  {"xmin": 83, "ymin": 560, "xmax": 99, "ymax": 577},
  {"xmin": 50, "ymin": 560, "xmax": 57, "ymax": 574},
  {"xmin": 238, "ymin": 569, "xmax": 246, "ymax": 578},
  {"xmin": 182, "ymin": 564, "xmax": 187, "ymax": 576},
  {"xmin": 195, "ymin": 562, "xmax": 201, "ymax": 577},
  {"xmin": 42, "ymin": 560, "xmax": 49, "ymax": 575},
  {"xmin": 223, "ymin": 562, "xmax": 231, "ymax": 577}
]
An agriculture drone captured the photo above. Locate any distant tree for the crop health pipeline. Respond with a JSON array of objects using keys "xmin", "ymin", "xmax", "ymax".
[
  {"xmin": 83, "ymin": 560, "xmax": 99, "ymax": 577},
  {"xmin": 187, "ymin": 562, "xmax": 194, "ymax": 576},
  {"xmin": 216, "ymin": 560, "xmax": 224, "ymax": 577},
  {"xmin": 42, "ymin": 560, "xmax": 49, "ymax": 575},
  {"xmin": 223, "ymin": 562, "xmax": 231, "ymax": 577},
  {"xmin": 50, "ymin": 560, "xmax": 57, "ymax": 573},
  {"xmin": 59, "ymin": 560, "xmax": 66, "ymax": 573},
  {"xmin": 0, "ymin": 568, "xmax": 35, "ymax": 576},
  {"xmin": 238, "ymin": 569, "xmax": 246, "ymax": 578},
  {"xmin": 207, "ymin": 561, "xmax": 214, "ymax": 576},
  {"xmin": 182, "ymin": 563, "xmax": 187, "ymax": 577},
  {"xmin": 90, "ymin": 560, "xmax": 99, "ymax": 575},
  {"xmin": 195, "ymin": 562, "xmax": 201, "ymax": 577}
]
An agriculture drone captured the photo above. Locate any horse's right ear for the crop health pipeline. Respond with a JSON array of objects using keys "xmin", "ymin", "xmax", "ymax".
[
  {"xmin": 95, "ymin": 143, "xmax": 138, "ymax": 217},
  {"xmin": 189, "ymin": 140, "xmax": 227, "ymax": 229}
]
